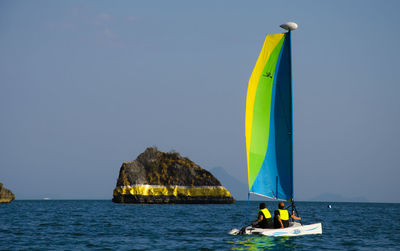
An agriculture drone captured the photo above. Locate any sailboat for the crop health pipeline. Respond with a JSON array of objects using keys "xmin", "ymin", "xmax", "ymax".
[{"xmin": 230, "ymin": 22, "xmax": 322, "ymax": 236}]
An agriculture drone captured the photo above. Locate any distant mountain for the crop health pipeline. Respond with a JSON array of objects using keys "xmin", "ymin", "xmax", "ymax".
[
  {"xmin": 208, "ymin": 167, "xmax": 371, "ymax": 203},
  {"xmin": 209, "ymin": 167, "xmax": 248, "ymax": 200},
  {"xmin": 309, "ymin": 193, "xmax": 369, "ymax": 203}
]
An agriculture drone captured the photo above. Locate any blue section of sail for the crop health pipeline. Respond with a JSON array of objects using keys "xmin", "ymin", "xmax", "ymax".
[
  {"xmin": 274, "ymin": 32, "xmax": 293, "ymax": 200},
  {"xmin": 250, "ymin": 33, "xmax": 293, "ymax": 201}
]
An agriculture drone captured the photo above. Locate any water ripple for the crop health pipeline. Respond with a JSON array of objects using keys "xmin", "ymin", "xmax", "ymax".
[{"xmin": 1, "ymin": 201, "xmax": 399, "ymax": 250}]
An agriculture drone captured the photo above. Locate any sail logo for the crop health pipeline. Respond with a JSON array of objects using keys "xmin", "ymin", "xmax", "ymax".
[{"xmin": 263, "ymin": 72, "xmax": 273, "ymax": 79}]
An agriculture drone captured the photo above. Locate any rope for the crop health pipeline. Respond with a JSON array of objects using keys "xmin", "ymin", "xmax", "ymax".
[
  {"xmin": 291, "ymin": 201, "xmax": 302, "ymax": 225},
  {"xmin": 245, "ymin": 192, "xmax": 250, "ymax": 224}
]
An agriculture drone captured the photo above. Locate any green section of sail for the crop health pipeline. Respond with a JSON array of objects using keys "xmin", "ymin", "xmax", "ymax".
[{"xmin": 248, "ymin": 36, "xmax": 285, "ymax": 191}]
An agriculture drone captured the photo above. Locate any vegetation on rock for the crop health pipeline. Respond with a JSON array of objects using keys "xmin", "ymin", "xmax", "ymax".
[{"xmin": 0, "ymin": 183, "xmax": 15, "ymax": 203}]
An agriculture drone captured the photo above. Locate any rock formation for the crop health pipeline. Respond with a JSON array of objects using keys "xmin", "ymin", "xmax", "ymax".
[
  {"xmin": 0, "ymin": 183, "xmax": 15, "ymax": 203},
  {"xmin": 113, "ymin": 147, "xmax": 235, "ymax": 204}
]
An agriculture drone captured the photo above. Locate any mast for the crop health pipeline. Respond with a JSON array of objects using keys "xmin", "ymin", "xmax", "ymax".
[{"xmin": 289, "ymin": 29, "xmax": 294, "ymax": 201}]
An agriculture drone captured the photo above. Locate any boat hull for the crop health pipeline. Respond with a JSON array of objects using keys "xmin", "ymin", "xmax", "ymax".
[{"xmin": 230, "ymin": 222, "xmax": 322, "ymax": 237}]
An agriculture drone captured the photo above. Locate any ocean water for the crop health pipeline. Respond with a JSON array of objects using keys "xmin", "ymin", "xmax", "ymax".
[{"xmin": 1, "ymin": 200, "xmax": 399, "ymax": 250}]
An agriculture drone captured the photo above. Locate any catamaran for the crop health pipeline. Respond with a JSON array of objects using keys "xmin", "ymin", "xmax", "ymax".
[{"xmin": 230, "ymin": 22, "xmax": 322, "ymax": 237}]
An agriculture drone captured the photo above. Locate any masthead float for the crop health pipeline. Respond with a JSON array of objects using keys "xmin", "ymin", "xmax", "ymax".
[
  {"xmin": 280, "ymin": 22, "xmax": 298, "ymax": 31},
  {"xmin": 229, "ymin": 22, "xmax": 322, "ymax": 236}
]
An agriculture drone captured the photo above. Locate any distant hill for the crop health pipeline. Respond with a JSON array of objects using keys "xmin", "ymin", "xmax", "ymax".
[
  {"xmin": 209, "ymin": 167, "xmax": 248, "ymax": 200},
  {"xmin": 208, "ymin": 168, "xmax": 370, "ymax": 203},
  {"xmin": 309, "ymin": 193, "xmax": 369, "ymax": 203}
]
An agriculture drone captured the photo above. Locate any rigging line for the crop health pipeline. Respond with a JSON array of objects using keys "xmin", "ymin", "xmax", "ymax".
[
  {"xmin": 245, "ymin": 192, "xmax": 250, "ymax": 225},
  {"xmin": 285, "ymin": 201, "xmax": 302, "ymax": 224},
  {"xmin": 292, "ymin": 201, "xmax": 302, "ymax": 226}
]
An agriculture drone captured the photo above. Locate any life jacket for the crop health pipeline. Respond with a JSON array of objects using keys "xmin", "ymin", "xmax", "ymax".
[
  {"xmin": 259, "ymin": 208, "xmax": 272, "ymax": 219},
  {"xmin": 278, "ymin": 209, "xmax": 289, "ymax": 221},
  {"xmin": 257, "ymin": 208, "xmax": 272, "ymax": 228}
]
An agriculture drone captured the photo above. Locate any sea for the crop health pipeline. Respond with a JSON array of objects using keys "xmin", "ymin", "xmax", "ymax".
[{"xmin": 1, "ymin": 200, "xmax": 399, "ymax": 250}]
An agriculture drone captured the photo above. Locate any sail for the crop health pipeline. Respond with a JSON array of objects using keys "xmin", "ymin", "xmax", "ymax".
[{"xmin": 245, "ymin": 32, "xmax": 293, "ymax": 201}]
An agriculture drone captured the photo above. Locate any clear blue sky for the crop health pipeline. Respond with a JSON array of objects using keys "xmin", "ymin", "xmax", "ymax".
[{"xmin": 1, "ymin": 1, "xmax": 399, "ymax": 202}]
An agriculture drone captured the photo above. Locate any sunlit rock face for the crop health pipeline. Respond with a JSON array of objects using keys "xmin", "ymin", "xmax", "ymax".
[
  {"xmin": 0, "ymin": 183, "xmax": 15, "ymax": 203},
  {"xmin": 112, "ymin": 147, "xmax": 235, "ymax": 204}
]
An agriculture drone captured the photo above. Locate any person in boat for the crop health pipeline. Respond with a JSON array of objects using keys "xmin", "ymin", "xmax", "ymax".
[
  {"xmin": 274, "ymin": 201, "xmax": 301, "ymax": 228},
  {"xmin": 250, "ymin": 202, "xmax": 273, "ymax": 228}
]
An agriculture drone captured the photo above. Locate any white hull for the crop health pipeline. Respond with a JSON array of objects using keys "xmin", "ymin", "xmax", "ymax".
[{"xmin": 229, "ymin": 222, "xmax": 322, "ymax": 237}]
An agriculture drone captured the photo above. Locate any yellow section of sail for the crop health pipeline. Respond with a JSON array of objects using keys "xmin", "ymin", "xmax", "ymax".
[
  {"xmin": 113, "ymin": 185, "xmax": 232, "ymax": 197},
  {"xmin": 245, "ymin": 33, "xmax": 285, "ymax": 183}
]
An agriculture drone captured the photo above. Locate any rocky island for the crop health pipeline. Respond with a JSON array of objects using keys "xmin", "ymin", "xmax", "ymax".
[
  {"xmin": 0, "ymin": 183, "xmax": 15, "ymax": 203},
  {"xmin": 112, "ymin": 147, "xmax": 235, "ymax": 204}
]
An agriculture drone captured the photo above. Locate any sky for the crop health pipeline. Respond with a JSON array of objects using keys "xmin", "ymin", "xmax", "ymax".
[{"xmin": 1, "ymin": 1, "xmax": 399, "ymax": 202}]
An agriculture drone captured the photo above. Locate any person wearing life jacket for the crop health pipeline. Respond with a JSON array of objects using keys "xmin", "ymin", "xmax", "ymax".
[
  {"xmin": 251, "ymin": 203, "xmax": 273, "ymax": 228},
  {"xmin": 274, "ymin": 202, "xmax": 301, "ymax": 228}
]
